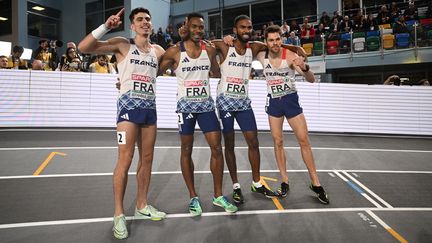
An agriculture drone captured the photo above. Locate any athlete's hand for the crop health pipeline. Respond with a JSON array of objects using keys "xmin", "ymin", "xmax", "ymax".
[
  {"xmin": 295, "ymin": 46, "xmax": 307, "ymax": 59},
  {"xmin": 292, "ymin": 56, "xmax": 306, "ymax": 70},
  {"xmin": 178, "ymin": 17, "xmax": 189, "ymax": 40},
  {"xmin": 223, "ymin": 35, "xmax": 235, "ymax": 46},
  {"xmin": 105, "ymin": 8, "xmax": 124, "ymax": 29}
]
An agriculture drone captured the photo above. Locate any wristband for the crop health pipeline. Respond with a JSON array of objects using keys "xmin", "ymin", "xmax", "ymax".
[
  {"xmin": 91, "ymin": 24, "xmax": 110, "ymax": 40},
  {"xmin": 301, "ymin": 64, "xmax": 310, "ymax": 72}
]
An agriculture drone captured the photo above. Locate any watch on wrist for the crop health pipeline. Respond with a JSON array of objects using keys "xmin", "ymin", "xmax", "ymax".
[{"xmin": 301, "ymin": 64, "xmax": 310, "ymax": 72}]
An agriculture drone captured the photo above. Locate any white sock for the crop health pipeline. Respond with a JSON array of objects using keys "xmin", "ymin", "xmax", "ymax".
[
  {"xmin": 233, "ymin": 183, "xmax": 241, "ymax": 190},
  {"xmin": 252, "ymin": 181, "xmax": 262, "ymax": 188}
]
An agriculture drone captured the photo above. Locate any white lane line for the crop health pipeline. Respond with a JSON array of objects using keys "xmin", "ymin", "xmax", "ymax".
[
  {"xmin": 1, "ymin": 169, "xmax": 432, "ymax": 180},
  {"xmin": 342, "ymin": 171, "xmax": 393, "ymax": 208},
  {"xmin": 334, "ymin": 171, "xmax": 383, "ymax": 208},
  {"xmin": 366, "ymin": 210, "xmax": 408, "ymax": 243},
  {"xmin": 1, "ymin": 146, "xmax": 432, "ymax": 153},
  {"xmin": 328, "ymin": 172, "xmax": 336, "ymax": 178},
  {"xmin": 1, "ymin": 207, "xmax": 431, "ymax": 230}
]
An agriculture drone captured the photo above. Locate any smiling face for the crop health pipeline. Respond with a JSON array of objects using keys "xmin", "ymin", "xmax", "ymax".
[
  {"xmin": 187, "ymin": 17, "xmax": 205, "ymax": 43},
  {"xmin": 234, "ymin": 18, "xmax": 253, "ymax": 43},
  {"xmin": 131, "ymin": 12, "xmax": 152, "ymax": 36},
  {"xmin": 266, "ymin": 32, "xmax": 282, "ymax": 54}
]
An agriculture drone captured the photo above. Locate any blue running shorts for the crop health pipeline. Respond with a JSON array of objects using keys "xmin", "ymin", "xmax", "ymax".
[
  {"xmin": 177, "ymin": 111, "xmax": 221, "ymax": 135},
  {"xmin": 218, "ymin": 109, "xmax": 258, "ymax": 133},
  {"xmin": 265, "ymin": 92, "xmax": 303, "ymax": 118}
]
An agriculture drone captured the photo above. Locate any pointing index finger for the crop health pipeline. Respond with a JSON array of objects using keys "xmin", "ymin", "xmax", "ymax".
[{"xmin": 115, "ymin": 8, "xmax": 125, "ymax": 17}]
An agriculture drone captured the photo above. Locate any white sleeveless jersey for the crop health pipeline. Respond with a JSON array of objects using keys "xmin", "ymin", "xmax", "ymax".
[
  {"xmin": 174, "ymin": 41, "xmax": 214, "ymax": 113},
  {"xmin": 216, "ymin": 45, "xmax": 252, "ymax": 111},
  {"xmin": 263, "ymin": 48, "xmax": 297, "ymax": 98},
  {"xmin": 117, "ymin": 41, "xmax": 158, "ymax": 109}
]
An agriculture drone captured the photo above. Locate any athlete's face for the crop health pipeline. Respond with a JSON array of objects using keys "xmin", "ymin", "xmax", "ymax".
[
  {"xmin": 266, "ymin": 32, "xmax": 282, "ymax": 54},
  {"xmin": 188, "ymin": 17, "xmax": 205, "ymax": 43},
  {"xmin": 131, "ymin": 12, "xmax": 152, "ymax": 36},
  {"xmin": 234, "ymin": 19, "xmax": 253, "ymax": 42}
]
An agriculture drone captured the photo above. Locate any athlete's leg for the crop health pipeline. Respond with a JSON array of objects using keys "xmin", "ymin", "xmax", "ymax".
[
  {"xmin": 242, "ymin": 130, "xmax": 260, "ymax": 182},
  {"xmin": 287, "ymin": 113, "xmax": 320, "ymax": 186},
  {"xmin": 268, "ymin": 115, "xmax": 288, "ymax": 183},
  {"xmin": 180, "ymin": 134, "xmax": 197, "ymax": 198},
  {"xmin": 223, "ymin": 132, "xmax": 238, "ymax": 184},
  {"xmin": 204, "ymin": 131, "xmax": 224, "ymax": 198},
  {"xmin": 135, "ymin": 124, "xmax": 157, "ymax": 209},
  {"xmin": 114, "ymin": 121, "xmax": 139, "ymax": 216}
]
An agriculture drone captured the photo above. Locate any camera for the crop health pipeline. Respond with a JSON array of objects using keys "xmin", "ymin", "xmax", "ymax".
[{"xmin": 49, "ymin": 40, "xmax": 63, "ymax": 48}]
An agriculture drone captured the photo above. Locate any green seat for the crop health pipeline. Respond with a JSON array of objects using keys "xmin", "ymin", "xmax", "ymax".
[
  {"xmin": 367, "ymin": 36, "xmax": 380, "ymax": 51},
  {"xmin": 313, "ymin": 41, "xmax": 324, "ymax": 55},
  {"xmin": 428, "ymin": 30, "xmax": 432, "ymax": 45},
  {"xmin": 353, "ymin": 31, "xmax": 365, "ymax": 38}
]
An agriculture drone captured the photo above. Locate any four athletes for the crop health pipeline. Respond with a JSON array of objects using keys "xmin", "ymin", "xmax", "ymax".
[{"xmin": 79, "ymin": 7, "xmax": 329, "ymax": 240}]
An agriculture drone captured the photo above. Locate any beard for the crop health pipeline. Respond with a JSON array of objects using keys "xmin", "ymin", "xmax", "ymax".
[{"xmin": 237, "ymin": 33, "xmax": 251, "ymax": 42}]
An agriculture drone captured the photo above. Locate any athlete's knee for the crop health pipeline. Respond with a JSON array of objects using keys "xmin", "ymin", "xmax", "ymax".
[
  {"xmin": 247, "ymin": 137, "xmax": 259, "ymax": 150},
  {"xmin": 209, "ymin": 143, "xmax": 223, "ymax": 154},
  {"xmin": 273, "ymin": 137, "xmax": 284, "ymax": 149},
  {"xmin": 297, "ymin": 137, "xmax": 311, "ymax": 148}
]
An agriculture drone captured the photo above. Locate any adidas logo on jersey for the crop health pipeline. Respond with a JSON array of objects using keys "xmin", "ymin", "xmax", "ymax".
[
  {"xmin": 229, "ymin": 52, "xmax": 236, "ymax": 58},
  {"xmin": 120, "ymin": 113, "xmax": 130, "ymax": 120},
  {"xmin": 186, "ymin": 113, "xmax": 194, "ymax": 119},
  {"xmin": 265, "ymin": 64, "xmax": 272, "ymax": 69},
  {"xmin": 132, "ymin": 49, "xmax": 140, "ymax": 55},
  {"xmin": 224, "ymin": 112, "xmax": 232, "ymax": 118},
  {"xmin": 182, "ymin": 57, "xmax": 190, "ymax": 63}
]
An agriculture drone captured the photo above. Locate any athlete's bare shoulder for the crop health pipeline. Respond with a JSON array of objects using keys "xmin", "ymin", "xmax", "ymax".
[{"xmin": 151, "ymin": 44, "xmax": 166, "ymax": 59}]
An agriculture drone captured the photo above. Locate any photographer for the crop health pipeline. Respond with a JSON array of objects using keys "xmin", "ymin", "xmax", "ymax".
[
  {"xmin": 60, "ymin": 47, "xmax": 82, "ymax": 72},
  {"xmin": 89, "ymin": 54, "xmax": 116, "ymax": 73},
  {"xmin": 32, "ymin": 39, "xmax": 62, "ymax": 71},
  {"xmin": 8, "ymin": 45, "xmax": 28, "ymax": 69}
]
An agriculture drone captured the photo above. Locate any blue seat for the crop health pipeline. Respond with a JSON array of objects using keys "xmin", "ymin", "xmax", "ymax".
[
  {"xmin": 367, "ymin": 30, "xmax": 380, "ymax": 37},
  {"xmin": 395, "ymin": 33, "xmax": 410, "ymax": 48}
]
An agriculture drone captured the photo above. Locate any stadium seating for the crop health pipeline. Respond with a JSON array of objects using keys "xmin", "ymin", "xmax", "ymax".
[
  {"xmin": 395, "ymin": 33, "xmax": 410, "ymax": 48},
  {"xmin": 383, "ymin": 34, "xmax": 395, "ymax": 49},
  {"xmin": 353, "ymin": 37, "xmax": 366, "ymax": 52},
  {"xmin": 302, "ymin": 43, "xmax": 313, "ymax": 56},
  {"xmin": 339, "ymin": 32, "xmax": 351, "ymax": 53},
  {"xmin": 366, "ymin": 36, "xmax": 380, "ymax": 51},
  {"xmin": 326, "ymin": 40, "xmax": 339, "ymax": 55},
  {"xmin": 313, "ymin": 41, "xmax": 324, "ymax": 56}
]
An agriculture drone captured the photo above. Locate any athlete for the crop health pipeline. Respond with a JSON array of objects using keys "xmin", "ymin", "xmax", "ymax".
[
  {"xmin": 212, "ymin": 15, "xmax": 306, "ymax": 203},
  {"xmin": 159, "ymin": 12, "xmax": 238, "ymax": 216},
  {"xmin": 78, "ymin": 7, "xmax": 167, "ymax": 239},
  {"xmin": 256, "ymin": 25, "xmax": 329, "ymax": 204}
]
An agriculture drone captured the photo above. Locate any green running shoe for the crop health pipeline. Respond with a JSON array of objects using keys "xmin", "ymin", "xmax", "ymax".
[
  {"xmin": 113, "ymin": 214, "xmax": 128, "ymax": 239},
  {"xmin": 134, "ymin": 205, "xmax": 166, "ymax": 220},
  {"xmin": 212, "ymin": 196, "xmax": 238, "ymax": 213},
  {"xmin": 189, "ymin": 197, "xmax": 202, "ymax": 216}
]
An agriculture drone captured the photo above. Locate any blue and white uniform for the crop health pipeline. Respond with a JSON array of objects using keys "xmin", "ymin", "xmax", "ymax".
[
  {"xmin": 263, "ymin": 48, "xmax": 303, "ymax": 118},
  {"xmin": 217, "ymin": 44, "xmax": 257, "ymax": 133},
  {"xmin": 175, "ymin": 41, "xmax": 220, "ymax": 135},
  {"xmin": 116, "ymin": 39, "xmax": 158, "ymax": 125}
]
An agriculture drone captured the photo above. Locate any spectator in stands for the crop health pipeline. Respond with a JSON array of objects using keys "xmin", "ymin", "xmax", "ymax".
[
  {"xmin": 419, "ymin": 79, "xmax": 430, "ymax": 86},
  {"xmin": 261, "ymin": 24, "xmax": 268, "ymax": 37},
  {"xmin": 89, "ymin": 54, "xmax": 116, "ymax": 73},
  {"xmin": 60, "ymin": 47, "xmax": 80, "ymax": 72},
  {"xmin": 353, "ymin": 12, "xmax": 367, "ymax": 31},
  {"xmin": 383, "ymin": 75, "xmax": 401, "ymax": 86},
  {"xmin": 340, "ymin": 15, "xmax": 353, "ymax": 32},
  {"xmin": 285, "ymin": 31, "xmax": 301, "ymax": 46},
  {"xmin": 331, "ymin": 10, "xmax": 343, "ymax": 23},
  {"xmin": 301, "ymin": 23, "xmax": 315, "ymax": 43},
  {"xmin": 150, "ymin": 29, "xmax": 158, "ymax": 43},
  {"xmin": 290, "ymin": 20, "xmax": 301, "ymax": 35},
  {"xmin": 404, "ymin": 2, "xmax": 418, "ymax": 21},
  {"xmin": 0, "ymin": 55, "xmax": 8, "ymax": 69},
  {"xmin": 7, "ymin": 45, "xmax": 28, "ymax": 69},
  {"xmin": 320, "ymin": 11, "xmax": 331, "ymax": 27},
  {"xmin": 389, "ymin": 2, "xmax": 401, "ymax": 21},
  {"xmin": 329, "ymin": 17, "xmax": 341, "ymax": 34},
  {"xmin": 32, "ymin": 39, "xmax": 55, "ymax": 71},
  {"xmin": 301, "ymin": 17, "xmax": 309, "ymax": 30},
  {"xmin": 208, "ymin": 31, "xmax": 216, "ymax": 40},
  {"xmin": 315, "ymin": 23, "xmax": 327, "ymax": 39},
  {"xmin": 31, "ymin": 60, "xmax": 44, "ymax": 70},
  {"xmin": 377, "ymin": 5, "xmax": 390, "ymax": 25},
  {"xmin": 365, "ymin": 14, "xmax": 378, "ymax": 31},
  {"xmin": 281, "ymin": 21, "xmax": 290, "ymax": 36},
  {"xmin": 393, "ymin": 15, "xmax": 409, "ymax": 34}
]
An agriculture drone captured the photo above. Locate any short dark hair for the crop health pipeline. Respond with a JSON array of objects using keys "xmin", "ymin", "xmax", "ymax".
[
  {"xmin": 234, "ymin": 15, "xmax": 250, "ymax": 26},
  {"xmin": 187, "ymin": 12, "xmax": 204, "ymax": 22},
  {"xmin": 129, "ymin": 7, "xmax": 151, "ymax": 22},
  {"xmin": 13, "ymin": 45, "xmax": 24, "ymax": 53},
  {"xmin": 264, "ymin": 25, "xmax": 282, "ymax": 39},
  {"xmin": 0, "ymin": 55, "xmax": 7, "ymax": 59}
]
